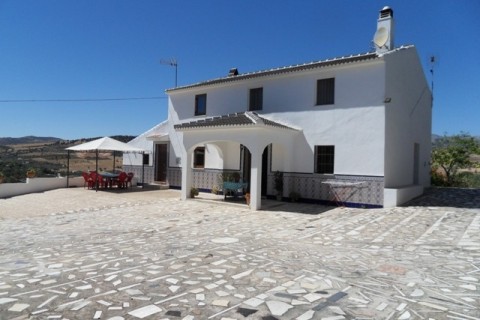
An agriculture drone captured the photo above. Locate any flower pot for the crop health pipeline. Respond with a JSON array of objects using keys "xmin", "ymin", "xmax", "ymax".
[{"xmin": 245, "ymin": 193, "xmax": 250, "ymax": 206}]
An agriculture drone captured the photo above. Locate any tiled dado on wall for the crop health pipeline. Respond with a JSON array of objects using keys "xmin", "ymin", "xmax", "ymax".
[
  {"xmin": 126, "ymin": 165, "xmax": 384, "ymax": 207},
  {"xmin": 279, "ymin": 173, "xmax": 384, "ymax": 207},
  {"xmin": 122, "ymin": 166, "xmax": 232, "ymax": 190},
  {"xmin": 168, "ymin": 167, "xmax": 181, "ymax": 188},
  {"xmin": 168, "ymin": 168, "xmax": 229, "ymax": 191},
  {"xmin": 122, "ymin": 165, "xmax": 155, "ymax": 185}
]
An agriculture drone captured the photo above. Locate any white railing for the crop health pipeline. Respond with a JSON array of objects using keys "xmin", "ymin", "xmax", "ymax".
[{"xmin": 0, "ymin": 176, "xmax": 84, "ymax": 199}]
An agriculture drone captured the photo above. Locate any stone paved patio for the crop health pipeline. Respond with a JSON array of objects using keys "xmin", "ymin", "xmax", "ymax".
[{"xmin": 0, "ymin": 187, "xmax": 479, "ymax": 319}]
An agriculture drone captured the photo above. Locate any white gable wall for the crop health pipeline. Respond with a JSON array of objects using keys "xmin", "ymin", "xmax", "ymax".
[{"xmin": 384, "ymin": 47, "xmax": 432, "ymax": 188}]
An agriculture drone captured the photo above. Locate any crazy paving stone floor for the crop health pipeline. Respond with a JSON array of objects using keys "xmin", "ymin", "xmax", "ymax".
[{"xmin": 0, "ymin": 187, "xmax": 479, "ymax": 319}]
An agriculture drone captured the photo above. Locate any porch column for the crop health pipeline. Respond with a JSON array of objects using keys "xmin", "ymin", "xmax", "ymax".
[
  {"xmin": 250, "ymin": 149, "xmax": 263, "ymax": 210},
  {"xmin": 181, "ymin": 149, "xmax": 193, "ymax": 200}
]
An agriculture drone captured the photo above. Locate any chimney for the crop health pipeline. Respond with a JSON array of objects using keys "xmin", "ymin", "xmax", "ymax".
[
  {"xmin": 228, "ymin": 68, "xmax": 239, "ymax": 77},
  {"xmin": 373, "ymin": 6, "xmax": 394, "ymax": 54}
]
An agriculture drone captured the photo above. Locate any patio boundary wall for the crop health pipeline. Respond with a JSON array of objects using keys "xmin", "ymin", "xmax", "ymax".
[
  {"xmin": 384, "ymin": 185, "xmax": 424, "ymax": 208},
  {"xmin": 0, "ymin": 177, "xmax": 84, "ymax": 199}
]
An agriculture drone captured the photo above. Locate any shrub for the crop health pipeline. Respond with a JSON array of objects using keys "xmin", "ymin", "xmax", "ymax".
[
  {"xmin": 190, "ymin": 187, "xmax": 199, "ymax": 198},
  {"xmin": 454, "ymin": 172, "xmax": 480, "ymax": 188}
]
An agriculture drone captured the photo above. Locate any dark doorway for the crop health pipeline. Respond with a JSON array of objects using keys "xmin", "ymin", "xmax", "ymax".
[
  {"xmin": 155, "ymin": 144, "xmax": 168, "ymax": 182},
  {"xmin": 242, "ymin": 145, "xmax": 269, "ymax": 196},
  {"xmin": 242, "ymin": 147, "xmax": 251, "ymax": 188},
  {"xmin": 261, "ymin": 146, "xmax": 269, "ymax": 196}
]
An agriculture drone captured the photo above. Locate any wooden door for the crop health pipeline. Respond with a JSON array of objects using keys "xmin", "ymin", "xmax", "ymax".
[{"xmin": 155, "ymin": 144, "xmax": 167, "ymax": 182}]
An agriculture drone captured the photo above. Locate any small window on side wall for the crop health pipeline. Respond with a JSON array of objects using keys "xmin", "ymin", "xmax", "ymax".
[
  {"xmin": 195, "ymin": 94, "xmax": 207, "ymax": 116},
  {"xmin": 249, "ymin": 87, "xmax": 263, "ymax": 111},
  {"xmin": 315, "ymin": 145, "xmax": 334, "ymax": 174},
  {"xmin": 193, "ymin": 147, "xmax": 205, "ymax": 168},
  {"xmin": 316, "ymin": 78, "xmax": 335, "ymax": 105}
]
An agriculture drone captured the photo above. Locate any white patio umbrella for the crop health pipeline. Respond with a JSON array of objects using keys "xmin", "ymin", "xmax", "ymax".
[{"xmin": 66, "ymin": 137, "xmax": 145, "ymax": 190}]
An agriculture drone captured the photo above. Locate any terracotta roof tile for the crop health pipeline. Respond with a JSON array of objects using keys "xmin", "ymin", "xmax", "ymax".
[{"xmin": 174, "ymin": 112, "xmax": 298, "ymax": 131}]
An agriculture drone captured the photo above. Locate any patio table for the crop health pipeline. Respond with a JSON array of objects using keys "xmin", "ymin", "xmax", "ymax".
[
  {"xmin": 99, "ymin": 172, "xmax": 120, "ymax": 188},
  {"xmin": 223, "ymin": 181, "xmax": 249, "ymax": 199}
]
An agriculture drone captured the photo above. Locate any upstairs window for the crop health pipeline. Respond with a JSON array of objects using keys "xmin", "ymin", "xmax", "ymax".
[
  {"xmin": 249, "ymin": 87, "xmax": 263, "ymax": 111},
  {"xmin": 315, "ymin": 145, "xmax": 334, "ymax": 174},
  {"xmin": 195, "ymin": 94, "xmax": 207, "ymax": 116},
  {"xmin": 316, "ymin": 78, "xmax": 335, "ymax": 105},
  {"xmin": 193, "ymin": 147, "xmax": 205, "ymax": 168}
]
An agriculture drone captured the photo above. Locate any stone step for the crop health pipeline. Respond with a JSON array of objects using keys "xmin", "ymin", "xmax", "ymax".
[{"xmin": 147, "ymin": 182, "xmax": 170, "ymax": 190}]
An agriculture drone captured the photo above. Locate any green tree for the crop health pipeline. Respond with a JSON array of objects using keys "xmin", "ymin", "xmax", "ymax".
[{"xmin": 431, "ymin": 133, "xmax": 480, "ymax": 186}]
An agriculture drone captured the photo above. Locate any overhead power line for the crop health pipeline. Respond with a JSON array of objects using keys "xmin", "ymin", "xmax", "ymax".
[{"xmin": 0, "ymin": 96, "xmax": 167, "ymax": 103}]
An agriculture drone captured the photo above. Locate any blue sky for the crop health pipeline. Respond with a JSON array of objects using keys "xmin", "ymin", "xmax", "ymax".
[{"xmin": 0, "ymin": 1, "xmax": 479, "ymax": 139}]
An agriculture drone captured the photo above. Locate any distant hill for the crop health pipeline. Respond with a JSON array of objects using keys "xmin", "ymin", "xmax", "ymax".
[
  {"xmin": 0, "ymin": 135, "xmax": 136, "ymax": 183},
  {"xmin": 431, "ymin": 133, "xmax": 480, "ymax": 144},
  {"xmin": 0, "ymin": 135, "xmax": 135, "ymax": 145},
  {"xmin": 0, "ymin": 136, "xmax": 61, "ymax": 145}
]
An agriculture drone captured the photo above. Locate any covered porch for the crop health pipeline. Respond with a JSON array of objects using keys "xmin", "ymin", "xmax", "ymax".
[{"xmin": 174, "ymin": 112, "xmax": 300, "ymax": 210}]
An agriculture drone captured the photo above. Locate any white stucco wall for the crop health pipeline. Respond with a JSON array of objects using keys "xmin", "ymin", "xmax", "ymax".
[
  {"xmin": 384, "ymin": 47, "xmax": 432, "ymax": 188},
  {"xmin": 168, "ymin": 60, "xmax": 387, "ymax": 176},
  {"xmin": 211, "ymin": 141, "xmax": 241, "ymax": 170},
  {"xmin": 0, "ymin": 177, "xmax": 84, "ymax": 199}
]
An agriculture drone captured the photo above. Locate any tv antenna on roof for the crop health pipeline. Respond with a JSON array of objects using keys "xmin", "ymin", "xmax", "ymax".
[
  {"xmin": 428, "ymin": 55, "xmax": 437, "ymax": 104},
  {"xmin": 160, "ymin": 58, "xmax": 178, "ymax": 87}
]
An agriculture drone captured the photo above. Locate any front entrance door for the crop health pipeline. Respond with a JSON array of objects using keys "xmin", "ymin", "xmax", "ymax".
[
  {"xmin": 261, "ymin": 146, "xmax": 269, "ymax": 196},
  {"xmin": 242, "ymin": 147, "xmax": 251, "ymax": 192},
  {"xmin": 155, "ymin": 144, "xmax": 167, "ymax": 182}
]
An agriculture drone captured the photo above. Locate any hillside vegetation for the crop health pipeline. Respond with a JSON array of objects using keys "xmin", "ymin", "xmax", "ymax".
[
  {"xmin": 0, "ymin": 135, "xmax": 135, "ymax": 183},
  {"xmin": 431, "ymin": 133, "xmax": 480, "ymax": 188}
]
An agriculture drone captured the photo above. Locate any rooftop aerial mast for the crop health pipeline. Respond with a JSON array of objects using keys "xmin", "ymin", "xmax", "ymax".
[{"xmin": 160, "ymin": 58, "xmax": 178, "ymax": 88}]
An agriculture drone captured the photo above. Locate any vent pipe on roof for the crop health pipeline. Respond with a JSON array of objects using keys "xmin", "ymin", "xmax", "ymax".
[
  {"xmin": 373, "ymin": 6, "xmax": 394, "ymax": 54},
  {"xmin": 228, "ymin": 68, "xmax": 239, "ymax": 76}
]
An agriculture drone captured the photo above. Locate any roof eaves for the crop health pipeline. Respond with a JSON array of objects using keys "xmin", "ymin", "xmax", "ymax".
[{"xmin": 166, "ymin": 51, "xmax": 379, "ymax": 93}]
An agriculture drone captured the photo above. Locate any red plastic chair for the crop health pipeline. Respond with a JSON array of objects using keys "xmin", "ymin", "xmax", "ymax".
[
  {"xmin": 89, "ymin": 172, "xmax": 106, "ymax": 189},
  {"xmin": 114, "ymin": 172, "xmax": 128, "ymax": 189},
  {"xmin": 125, "ymin": 172, "xmax": 134, "ymax": 188},
  {"xmin": 82, "ymin": 172, "xmax": 93, "ymax": 189}
]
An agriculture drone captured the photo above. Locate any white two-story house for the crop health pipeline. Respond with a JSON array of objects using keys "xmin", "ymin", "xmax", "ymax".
[{"xmin": 124, "ymin": 7, "xmax": 432, "ymax": 210}]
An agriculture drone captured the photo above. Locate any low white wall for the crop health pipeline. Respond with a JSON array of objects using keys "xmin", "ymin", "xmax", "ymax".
[
  {"xmin": 0, "ymin": 177, "xmax": 84, "ymax": 199},
  {"xmin": 384, "ymin": 185, "xmax": 424, "ymax": 208}
]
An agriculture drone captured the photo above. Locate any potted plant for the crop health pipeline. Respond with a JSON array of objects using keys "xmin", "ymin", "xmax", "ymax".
[
  {"xmin": 26, "ymin": 168, "xmax": 36, "ymax": 178},
  {"xmin": 0, "ymin": 172, "xmax": 4, "ymax": 184},
  {"xmin": 211, "ymin": 185, "xmax": 220, "ymax": 195},
  {"xmin": 274, "ymin": 171, "xmax": 284, "ymax": 201},
  {"xmin": 190, "ymin": 187, "xmax": 199, "ymax": 198},
  {"xmin": 289, "ymin": 191, "xmax": 300, "ymax": 202},
  {"xmin": 245, "ymin": 193, "xmax": 251, "ymax": 206}
]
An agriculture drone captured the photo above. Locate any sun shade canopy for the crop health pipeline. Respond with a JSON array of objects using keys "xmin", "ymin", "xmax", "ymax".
[{"xmin": 66, "ymin": 137, "xmax": 145, "ymax": 153}]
